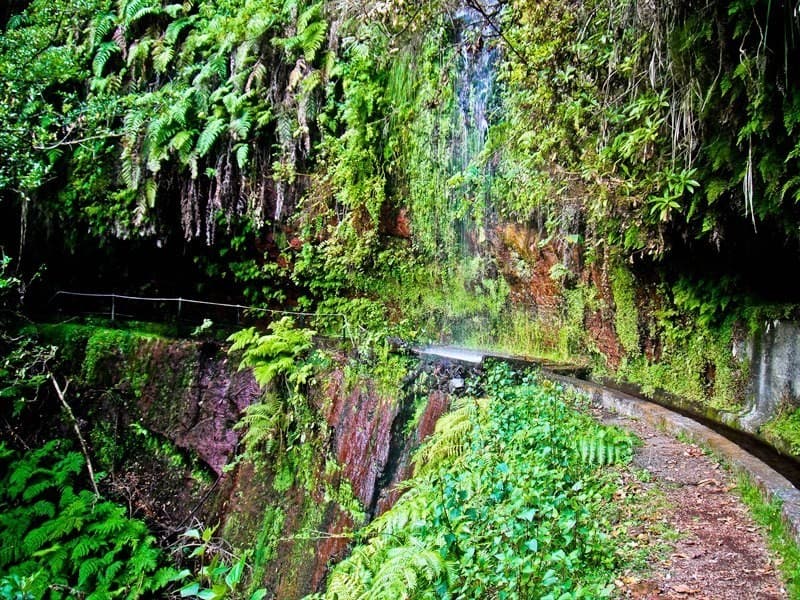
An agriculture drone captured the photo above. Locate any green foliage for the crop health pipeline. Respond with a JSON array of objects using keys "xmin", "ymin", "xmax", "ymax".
[
  {"xmin": 610, "ymin": 265, "xmax": 640, "ymax": 357},
  {"xmin": 0, "ymin": 440, "xmax": 177, "ymax": 599},
  {"xmin": 761, "ymin": 407, "xmax": 800, "ymax": 457},
  {"xmin": 228, "ymin": 317, "xmax": 315, "ymax": 390},
  {"xmin": 317, "ymin": 365, "xmax": 635, "ymax": 599},
  {"xmin": 616, "ymin": 305, "xmax": 744, "ymax": 412},
  {"xmin": 174, "ymin": 526, "xmax": 267, "ymax": 600},
  {"xmin": 228, "ymin": 317, "xmax": 318, "ymax": 466},
  {"xmin": 735, "ymin": 474, "xmax": 800, "ymax": 598}
]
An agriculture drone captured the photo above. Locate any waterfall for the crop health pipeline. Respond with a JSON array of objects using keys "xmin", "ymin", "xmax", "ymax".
[{"xmin": 449, "ymin": 2, "xmax": 501, "ymax": 263}]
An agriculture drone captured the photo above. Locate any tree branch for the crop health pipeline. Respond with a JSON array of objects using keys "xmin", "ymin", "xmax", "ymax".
[
  {"xmin": 33, "ymin": 132, "xmax": 121, "ymax": 151},
  {"xmin": 50, "ymin": 374, "xmax": 100, "ymax": 498},
  {"xmin": 465, "ymin": 0, "xmax": 528, "ymax": 67}
]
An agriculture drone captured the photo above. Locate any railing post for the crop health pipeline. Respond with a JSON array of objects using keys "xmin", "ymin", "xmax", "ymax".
[{"xmin": 111, "ymin": 295, "xmax": 115, "ymax": 321}]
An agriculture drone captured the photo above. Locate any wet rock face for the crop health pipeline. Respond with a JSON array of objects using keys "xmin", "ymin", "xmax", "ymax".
[
  {"xmin": 323, "ymin": 371, "xmax": 398, "ymax": 510},
  {"xmin": 135, "ymin": 341, "xmax": 261, "ymax": 475},
  {"xmin": 738, "ymin": 320, "xmax": 800, "ymax": 429}
]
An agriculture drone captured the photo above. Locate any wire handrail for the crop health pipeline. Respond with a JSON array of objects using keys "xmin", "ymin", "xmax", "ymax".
[{"xmin": 50, "ymin": 291, "xmax": 350, "ymax": 338}]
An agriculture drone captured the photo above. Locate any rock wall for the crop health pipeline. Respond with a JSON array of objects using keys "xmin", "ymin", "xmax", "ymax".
[{"xmin": 37, "ymin": 324, "xmax": 453, "ymax": 598}]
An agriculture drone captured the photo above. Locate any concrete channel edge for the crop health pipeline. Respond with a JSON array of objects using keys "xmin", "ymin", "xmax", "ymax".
[{"xmin": 544, "ymin": 372, "xmax": 800, "ymax": 547}]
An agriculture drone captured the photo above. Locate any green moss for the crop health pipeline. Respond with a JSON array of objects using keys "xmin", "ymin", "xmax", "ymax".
[
  {"xmin": 761, "ymin": 408, "xmax": 800, "ymax": 457},
  {"xmin": 324, "ymin": 460, "xmax": 366, "ymax": 522},
  {"xmin": 617, "ymin": 314, "xmax": 743, "ymax": 413},
  {"xmin": 610, "ymin": 265, "xmax": 640, "ymax": 357},
  {"xmin": 38, "ymin": 323, "xmax": 163, "ymax": 391},
  {"xmin": 247, "ymin": 506, "xmax": 286, "ymax": 593}
]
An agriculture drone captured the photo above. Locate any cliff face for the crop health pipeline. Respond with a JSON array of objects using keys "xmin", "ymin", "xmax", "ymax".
[{"xmin": 36, "ymin": 323, "xmax": 453, "ymax": 597}]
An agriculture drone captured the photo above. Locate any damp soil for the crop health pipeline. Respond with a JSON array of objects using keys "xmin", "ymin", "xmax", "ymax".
[{"xmin": 601, "ymin": 408, "xmax": 789, "ymax": 599}]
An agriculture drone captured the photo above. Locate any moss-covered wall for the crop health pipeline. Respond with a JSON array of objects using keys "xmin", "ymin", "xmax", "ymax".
[
  {"xmin": 33, "ymin": 322, "xmax": 454, "ymax": 597},
  {"xmin": 482, "ymin": 223, "xmax": 800, "ymax": 462}
]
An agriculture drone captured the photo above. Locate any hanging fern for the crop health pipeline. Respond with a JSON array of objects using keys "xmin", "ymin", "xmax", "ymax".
[
  {"xmin": 93, "ymin": 41, "xmax": 121, "ymax": 77},
  {"xmin": 196, "ymin": 117, "xmax": 227, "ymax": 157},
  {"xmin": 90, "ymin": 12, "xmax": 117, "ymax": 48},
  {"xmin": 122, "ymin": 0, "xmax": 161, "ymax": 27},
  {"xmin": 235, "ymin": 143, "xmax": 250, "ymax": 169}
]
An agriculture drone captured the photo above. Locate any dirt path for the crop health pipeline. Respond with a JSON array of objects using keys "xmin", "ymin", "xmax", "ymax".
[{"xmin": 602, "ymin": 409, "xmax": 788, "ymax": 599}]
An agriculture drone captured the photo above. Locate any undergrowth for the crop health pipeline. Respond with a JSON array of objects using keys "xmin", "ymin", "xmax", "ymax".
[
  {"xmin": 311, "ymin": 363, "xmax": 639, "ymax": 599},
  {"xmin": 735, "ymin": 475, "xmax": 800, "ymax": 598}
]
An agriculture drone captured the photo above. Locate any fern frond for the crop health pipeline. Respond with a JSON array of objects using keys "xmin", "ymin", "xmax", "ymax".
[
  {"xmin": 236, "ymin": 394, "xmax": 287, "ymax": 456},
  {"xmin": 196, "ymin": 117, "xmax": 227, "ymax": 156},
  {"xmin": 90, "ymin": 12, "xmax": 117, "ymax": 48},
  {"xmin": 230, "ymin": 112, "xmax": 252, "ymax": 140},
  {"xmin": 78, "ymin": 557, "xmax": 105, "ymax": 587},
  {"xmin": 300, "ymin": 20, "xmax": 327, "ymax": 62},
  {"xmin": 235, "ymin": 144, "xmax": 249, "ymax": 170},
  {"xmin": 127, "ymin": 37, "xmax": 154, "ymax": 71},
  {"xmin": 124, "ymin": 0, "xmax": 160, "ymax": 26},
  {"xmin": 413, "ymin": 397, "xmax": 488, "ymax": 477},
  {"xmin": 152, "ymin": 44, "xmax": 174, "ymax": 73},
  {"xmin": 171, "ymin": 130, "xmax": 196, "ymax": 163},
  {"xmin": 93, "ymin": 41, "xmax": 121, "ymax": 78},
  {"xmin": 165, "ymin": 15, "xmax": 196, "ymax": 44},
  {"xmin": 71, "ymin": 535, "xmax": 100, "ymax": 561},
  {"xmin": 574, "ymin": 429, "xmax": 634, "ymax": 466}
]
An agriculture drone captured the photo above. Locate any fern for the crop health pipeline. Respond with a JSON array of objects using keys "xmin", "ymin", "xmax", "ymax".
[
  {"xmin": 171, "ymin": 130, "xmax": 196, "ymax": 163},
  {"xmin": 164, "ymin": 15, "xmax": 196, "ymax": 44},
  {"xmin": 574, "ymin": 429, "xmax": 635, "ymax": 466},
  {"xmin": 90, "ymin": 12, "xmax": 117, "ymax": 48},
  {"xmin": 230, "ymin": 111, "xmax": 252, "ymax": 140},
  {"xmin": 413, "ymin": 397, "xmax": 489, "ymax": 477},
  {"xmin": 152, "ymin": 43, "xmax": 174, "ymax": 73},
  {"xmin": 235, "ymin": 144, "xmax": 249, "ymax": 169},
  {"xmin": 123, "ymin": 0, "xmax": 161, "ymax": 27},
  {"xmin": 272, "ymin": 1, "xmax": 327, "ymax": 62},
  {"xmin": 93, "ymin": 41, "xmax": 121, "ymax": 77},
  {"xmin": 0, "ymin": 442, "xmax": 176, "ymax": 598},
  {"xmin": 196, "ymin": 117, "xmax": 227, "ymax": 157},
  {"xmin": 235, "ymin": 394, "xmax": 288, "ymax": 457},
  {"xmin": 299, "ymin": 20, "xmax": 327, "ymax": 62}
]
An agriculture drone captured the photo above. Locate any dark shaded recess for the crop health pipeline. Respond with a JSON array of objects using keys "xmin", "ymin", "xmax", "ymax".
[
  {"xmin": 0, "ymin": 0, "xmax": 30, "ymax": 30},
  {"xmin": 17, "ymin": 196, "xmax": 239, "ymax": 320},
  {"xmin": 657, "ymin": 210, "xmax": 800, "ymax": 305}
]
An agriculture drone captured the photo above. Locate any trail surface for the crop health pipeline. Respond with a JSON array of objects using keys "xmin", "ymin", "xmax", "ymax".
[{"xmin": 603, "ymin": 408, "xmax": 787, "ymax": 599}]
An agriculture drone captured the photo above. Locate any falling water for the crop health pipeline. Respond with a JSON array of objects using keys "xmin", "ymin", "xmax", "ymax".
[{"xmin": 449, "ymin": 1, "xmax": 501, "ymax": 262}]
